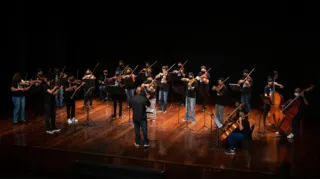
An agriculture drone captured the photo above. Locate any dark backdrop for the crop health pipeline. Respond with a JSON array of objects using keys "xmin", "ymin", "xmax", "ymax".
[{"xmin": 2, "ymin": 1, "xmax": 318, "ymax": 118}]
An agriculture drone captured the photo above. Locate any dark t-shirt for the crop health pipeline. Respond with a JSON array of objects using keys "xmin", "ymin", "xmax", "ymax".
[
  {"xmin": 143, "ymin": 80, "xmax": 157, "ymax": 99},
  {"xmin": 129, "ymin": 94, "xmax": 151, "ymax": 121},
  {"xmin": 215, "ymin": 85, "xmax": 228, "ymax": 105},
  {"xmin": 159, "ymin": 76, "xmax": 169, "ymax": 91},
  {"xmin": 11, "ymin": 81, "xmax": 24, "ymax": 97},
  {"xmin": 83, "ymin": 79, "xmax": 95, "ymax": 88},
  {"xmin": 99, "ymin": 75, "xmax": 108, "ymax": 85},
  {"xmin": 63, "ymin": 82, "xmax": 76, "ymax": 98},
  {"xmin": 124, "ymin": 76, "xmax": 135, "ymax": 89},
  {"xmin": 186, "ymin": 80, "xmax": 197, "ymax": 98},
  {"xmin": 264, "ymin": 85, "xmax": 272, "ymax": 96},
  {"xmin": 43, "ymin": 83, "xmax": 56, "ymax": 104}
]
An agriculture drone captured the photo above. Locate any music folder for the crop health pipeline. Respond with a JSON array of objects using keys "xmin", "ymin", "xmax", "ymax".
[{"xmin": 229, "ymin": 83, "xmax": 240, "ymax": 92}]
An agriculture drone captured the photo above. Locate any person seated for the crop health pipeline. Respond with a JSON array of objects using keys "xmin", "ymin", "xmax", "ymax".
[{"xmin": 225, "ymin": 107, "xmax": 251, "ymax": 155}]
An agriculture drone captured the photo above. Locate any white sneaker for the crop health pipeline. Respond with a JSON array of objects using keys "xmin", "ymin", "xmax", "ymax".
[
  {"xmin": 287, "ymin": 133, "xmax": 294, "ymax": 139},
  {"xmin": 163, "ymin": 110, "xmax": 167, "ymax": 114},
  {"xmin": 144, "ymin": 144, "xmax": 149, "ymax": 147},
  {"xmin": 134, "ymin": 142, "xmax": 139, "ymax": 147},
  {"xmin": 53, "ymin": 129, "xmax": 61, "ymax": 133},
  {"xmin": 46, "ymin": 130, "xmax": 54, "ymax": 134},
  {"xmin": 67, "ymin": 119, "xmax": 72, "ymax": 124},
  {"xmin": 72, "ymin": 117, "xmax": 78, "ymax": 123}
]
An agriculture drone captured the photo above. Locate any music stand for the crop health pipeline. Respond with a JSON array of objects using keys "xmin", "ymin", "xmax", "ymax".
[
  {"xmin": 83, "ymin": 87, "xmax": 96, "ymax": 127},
  {"xmin": 229, "ymin": 83, "xmax": 241, "ymax": 92},
  {"xmin": 209, "ymin": 113, "xmax": 223, "ymax": 151},
  {"xmin": 175, "ymin": 102, "xmax": 182, "ymax": 125},
  {"xmin": 197, "ymin": 107, "xmax": 209, "ymax": 132}
]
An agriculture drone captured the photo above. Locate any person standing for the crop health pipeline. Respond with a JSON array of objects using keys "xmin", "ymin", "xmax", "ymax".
[
  {"xmin": 82, "ymin": 69, "xmax": 96, "ymax": 108},
  {"xmin": 182, "ymin": 72, "xmax": 198, "ymax": 124},
  {"xmin": 141, "ymin": 75, "xmax": 157, "ymax": 121},
  {"xmin": 129, "ymin": 87, "xmax": 151, "ymax": 148},
  {"xmin": 155, "ymin": 66, "xmax": 169, "ymax": 113},
  {"xmin": 64, "ymin": 74, "xmax": 79, "ymax": 125},
  {"xmin": 43, "ymin": 77, "xmax": 61, "ymax": 134},
  {"xmin": 238, "ymin": 69, "xmax": 253, "ymax": 112},
  {"xmin": 123, "ymin": 67, "xmax": 136, "ymax": 106},
  {"xmin": 211, "ymin": 78, "xmax": 228, "ymax": 128},
  {"xmin": 98, "ymin": 69, "xmax": 108, "ymax": 100},
  {"xmin": 195, "ymin": 66, "xmax": 210, "ymax": 111},
  {"xmin": 11, "ymin": 72, "xmax": 33, "ymax": 124},
  {"xmin": 30, "ymin": 68, "xmax": 45, "ymax": 116}
]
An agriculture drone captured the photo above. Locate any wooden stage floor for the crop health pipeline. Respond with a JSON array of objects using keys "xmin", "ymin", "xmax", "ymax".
[{"xmin": 0, "ymin": 99, "xmax": 319, "ymax": 178}]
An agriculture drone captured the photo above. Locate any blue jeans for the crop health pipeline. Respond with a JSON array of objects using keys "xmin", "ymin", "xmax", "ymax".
[
  {"xmin": 241, "ymin": 93, "xmax": 251, "ymax": 112},
  {"xmin": 125, "ymin": 88, "xmax": 135, "ymax": 102},
  {"xmin": 133, "ymin": 120, "xmax": 148, "ymax": 145},
  {"xmin": 12, "ymin": 96, "xmax": 25, "ymax": 122},
  {"xmin": 55, "ymin": 88, "xmax": 63, "ymax": 107},
  {"xmin": 99, "ymin": 85, "xmax": 105, "ymax": 100},
  {"xmin": 228, "ymin": 132, "xmax": 244, "ymax": 149},
  {"xmin": 185, "ymin": 97, "xmax": 196, "ymax": 122},
  {"xmin": 158, "ymin": 90, "xmax": 168, "ymax": 111}
]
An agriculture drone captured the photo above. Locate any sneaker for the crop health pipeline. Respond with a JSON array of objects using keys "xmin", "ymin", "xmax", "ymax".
[
  {"xmin": 287, "ymin": 133, "xmax": 294, "ymax": 139},
  {"xmin": 12, "ymin": 121, "xmax": 18, "ymax": 125},
  {"xmin": 225, "ymin": 149, "xmax": 235, "ymax": 155},
  {"xmin": 144, "ymin": 144, "xmax": 149, "ymax": 147},
  {"xmin": 157, "ymin": 109, "xmax": 162, "ymax": 113},
  {"xmin": 192, "ymin": 121, "xmax": 196, "ymax": 124},
  {"xmin": 46, "ymin": 130, "xmax": 54, "ymax": 134},
  {"xmin": 134, "ymin": 142, "xmax": 139, "ymax": 147},
  {"xmin": 118, "ymin": 116, "xmax": 122, "ymax": 119},
  {"xmin": 183, "ymin": 119, "xmax": 187, "ymax": 122},
  {"xmin": 53, "ymin": 129, "xmax": 61, "ymax": 133},
  {"xmin": 152, "ymin": 119, "xmax": 156, "ymax": 122},
  {"xmin": 163, "ymin": 110, "xmax": 167, "ymax": 114},
  {"xmin": 72, "ymin": 118, "xmax": 78, "ymax": 123},
  {"xmin": 67, "ymin": 118, "xmax": 72, "ymax": 124}
]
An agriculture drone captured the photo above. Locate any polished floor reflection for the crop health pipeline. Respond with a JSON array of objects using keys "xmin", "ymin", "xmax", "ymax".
[{"xmin": 0, "ymin": 99, "xmax": 318, "ymax": 178}]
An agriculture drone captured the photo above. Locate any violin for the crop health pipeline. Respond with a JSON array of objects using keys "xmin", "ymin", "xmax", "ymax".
[{"xmin": 188, "ymin": 78, "xmax": 195, "ymax": 88}]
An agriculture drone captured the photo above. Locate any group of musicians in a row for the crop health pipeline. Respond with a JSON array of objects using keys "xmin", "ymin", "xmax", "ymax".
[{"xmin": 10, "ymin": 60, "xmax": 310, "ymax": 152}]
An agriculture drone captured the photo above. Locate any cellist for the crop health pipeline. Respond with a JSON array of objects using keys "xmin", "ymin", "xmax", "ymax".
[
  {"xmin": 285, "ymin": 87, "xmax": 309, "ymax": 139},
  {"xmin": 263, "ymin": 76, "xmax": 284, "ymax": 128}
]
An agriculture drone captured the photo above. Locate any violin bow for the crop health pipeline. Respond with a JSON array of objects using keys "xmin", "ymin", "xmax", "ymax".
[
  {"xmin": 167, "ymin": 63, "xmax": 176, "ymax": 72},
  {"xmin": 130, "ymin": 65, "xmax": 139, "ymax": 75},
  {"xmin": 179, "ymin": 60, "xmax": 188, "ymax": 71},
  {"xmin": 76, "ymin": 70, "xmax": 79, "ymax": 79},
  {"xmin": 121, "ymin": 65, "xmax": 129, "ymax": 75},
  {"xmin": 223, "ymin": 76, "xmax": 230, "ymax": 83},
  {"xmin": 243, "ymin": 68, "xmax": 255, "ymax": 81},
  {"xmin": 59, "ymin": 66, "xmax": 66, "ymax": 78},
  {"xmin": 225, "ymin": 102, "xmax": 245, "ymax": 121},
  {"xmin": 70, "ymin": 82, "xmax": 85, "ymax": 99},
  {"xmin": 207, "ymin": 67, "xmax": 212, "ymax": 73},
  {"xmin": 149, "ymin": 60, "xmax": 158, "ymax": 68},
  {"xmin": 24, "ymin": 72, "xmax": 28, "ymax": 81},
  {"xmin": 91, "ymin": 62, "xmax": 100, "ymax": 74}
]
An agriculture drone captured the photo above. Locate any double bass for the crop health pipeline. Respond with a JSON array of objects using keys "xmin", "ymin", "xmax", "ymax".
[
  {"xmin": 267, "ymin": 71, "xmax": 285, "ymax": 126},
  {"xmin": 279, "ymin": 85, "xmax": 314, "ymax": 134}
]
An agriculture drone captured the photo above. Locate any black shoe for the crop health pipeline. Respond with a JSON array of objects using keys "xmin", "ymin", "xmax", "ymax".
[{"xmin": 112, "ymin": 114, "xmax": 116, "ymax": 118}]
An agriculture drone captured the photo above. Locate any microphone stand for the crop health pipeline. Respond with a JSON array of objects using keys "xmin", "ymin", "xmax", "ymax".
[
  {"xmin": 83, "ymin": 87, "xmax": 96, "ymax": 127},
  {"xmin": 197, "ymin": 107, "xmax": 209, "ymax": 132}
]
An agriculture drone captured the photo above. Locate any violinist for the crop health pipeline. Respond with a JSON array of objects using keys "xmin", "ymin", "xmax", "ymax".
[
  {"xmin": 141, "ymin": 75, "xmax": 157, "ymax": 121},
  {"xmin": 173, "ymin": 61, "xmax": 186, "ymax": 77},
  {"xmin": 11, "ymin": 72, "xmax": 33, "ymax": 124},
  {"xmin": 155, "ymin": 66, "xmax": 170, "ymax": 113},
  {"xmin": 181, "ymin": 72, "xmax": 198, "ymax": 124},
  {"xmin": 238, "ymin": 69, "xmax": 253, "ymax": 112},
  {"xmin": 225, "ymin": 106, "xmax": 251, "ymax": 155},
  {"xmin": 286, "ymin": 87, "xmax": 309, "ymax": 139},
  {"xmin": 195, "ymin": 66, "xmax": 210, "ymax": 111},
  {"xmin": 140, "ymin": 61, "xmax": 152, "ymax": 77},
  {"xmin": 43, "ymin": 77, "xmax": 62, "ymax": 134},
  {"xmin": 55, "ymin": 70, "xmax": 67, "ymax": 109},
  {"xmin": 212, "ymin": 78, "xmax": 228, "ymax": 127},
  {"xmin": 123, "ymin": 67, "xmax": 136, "ymax": 104},
  {"xmin": 64, "ymin": 73, "xmax": 79, "ymax": 125},
  {"xmin": 82, "ymin": 69, "xmax": 96, "ymax": 108},
  {"xmin": 263, "ymin": 77, "xmax": 284, "ymax": 127},
  {"xmin": 98, "ymin": 69, "xmax": 108, "ymax": 100},
  {"xmin": 30, "ymin": 68, "xmax": 45, "ymax": 116},
  {"xmin": 115, "ymin": 60, "xmax": 126, "ymax": 72},
  {"xmin": 111, "ymin": 71, "xmax": 124, "ymax": 118}
]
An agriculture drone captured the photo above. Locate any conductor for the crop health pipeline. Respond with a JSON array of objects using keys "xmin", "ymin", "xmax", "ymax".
[{"xmin": 129, "ymin": 87, "xmax": 151, "ymax": 148}]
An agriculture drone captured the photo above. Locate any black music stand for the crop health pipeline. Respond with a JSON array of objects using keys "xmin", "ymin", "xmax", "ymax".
[
  {"xmin": 175, "ymin": 102, "xmax": 182, "ymax": 125},
  {"xmin": 197, "ymin": 107, "xmax": 209, "ymax": 132},
  {"xmin": 83, "ymin": 87, "xmax": 96, "ymax": 127},
  {"xmin": 229, "ymin": 83, "xmax": 241, "ymax": 92}
]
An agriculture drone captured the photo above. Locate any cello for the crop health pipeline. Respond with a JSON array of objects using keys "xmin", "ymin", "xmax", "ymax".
[
  {"xmin": 267, "ymin": 71, "xmax": 285, "ymax": 126},
  {"xmin": 279, "ymin": 85, "xmax": 314, "ymax": 134},
  {"xmin": 219, "ymin": 102, "xmax": 245, "ymax": 141}
]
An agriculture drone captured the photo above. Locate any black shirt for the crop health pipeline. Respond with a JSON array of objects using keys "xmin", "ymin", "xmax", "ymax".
[
  {"xmin": 129, "ymin": 94, "xmax": 151, "ymax": 121},
  {"xmin": 143, "ymin": 80, "xmax": 157, "ymax": 99},
  {"xmin": 99, "ymin": 74, "xmax": 108, "ymax": 85},
  {"xmin": 186, "ymin": 79, "xmax": 197, "ymax": 98},
  {"xmin": 215, "ymin": 85, "xmax": 228, "ymax": 106},
  {"xmin": 43, "ymin": 83, "xmax": 56, "ymax": 104},
  {"xmin": 11, "ymin": 81, "xmax": 24, "ymax": 97},
  {"xmin": 124, "ymin": 76, "xmax": 135, "ymax": 89},
  {"xmin": 115, "ymin": 66, "xmax": 125, "ymax": 73},
  {"xmin": 59, "ymin": 76, "xmax": 68, "ymax": 86},
  {"xmin": 63, "ymin": 82, "xmax": 76, "ymax": 98},
  {"xmin": 197, "ymin": 72, "xmax": 210, "ymax": 89},
  {"xmin": 83, "ymin": 79, "xmax": 95, "ymax": 88},
  {"xmin": 159, "ymin": 75, "xmax": 169, "ymax": 91},
  {"xmin": 264, "ymin": 85, "xmax": 272, "ymax": 96}
]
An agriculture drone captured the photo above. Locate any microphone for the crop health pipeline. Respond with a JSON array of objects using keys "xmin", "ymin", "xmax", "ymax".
[{"xmin": 207, "ymin": 112, "xmax": 215, "ymax": 116}]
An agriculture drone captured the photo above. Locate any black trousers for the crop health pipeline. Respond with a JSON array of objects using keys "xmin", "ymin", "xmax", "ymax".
[
  {"xmin": 263, "ymin": 104, "xmax": 271, "ymax": 125},
  {"xmin": 199, "ymin": 85, "xmax": 209, "ymax": 109},
  {"xmin": 113, "ymin": 100, "xmax": 122, "ymax": 117},
  {"xmin": 65, "ymin": 98, "xmax": 75, "ymax": 119},
  {"xmin": 44, "ymin": 103, "xmax": 56, "ymax": 131}
]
